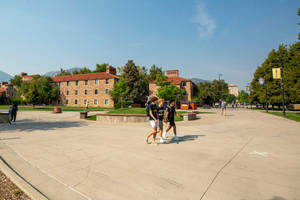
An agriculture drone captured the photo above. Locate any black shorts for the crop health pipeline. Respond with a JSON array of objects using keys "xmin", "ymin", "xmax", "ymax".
[{"xmin": 169, "ymin": 118, "xmax": 175, "ymax": 126}]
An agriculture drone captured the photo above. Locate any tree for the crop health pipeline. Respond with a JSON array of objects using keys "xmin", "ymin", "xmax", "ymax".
[
  {"xmin": 72, "ymin": 70, "xmax": 79, "ymax": 75},
  {"xmin": 10, "ymin": 75, "xmax": 22, "ymax": 88},
  {"xmin": 211, "ymin": 80, "xmax": 229, "ymax": 102},
  {"xmin": 156, "ymin": 74, "xmax": 184, "ymax": 100},
  {"xmin": 57, "ymin": 68, "xmax": 71, "ymax": 76},
  {"xmin": 238, "ymin": 90, "xmax": 249, "ymax": 103},
  {"xmin": 226, "ymin": 94, "xmax": 237, "ymax": 103},
  {"xmin": 194, "ymin": 82, "xmax": 214, "ymax": 105},
  {"xmin": 148, "ymin": 65, "xmax": 163, "ymax": 81},
  {"xmin": 79, "ymin": 67, "xmax": 92, "ymax": 74},
  {"xmin": 122, "ymin": 60, "xmax": 147, "ymax": 103},
  {"xmin": 18, "ymin": 76, "xmax": 58, "ymax": 105},
  {"xmin": 110, "ymin": 78, "xmax": 130, "ymax": 108},
  {"xmin": 94, "ymin": 63, "xmax": 109, "ymax": 72}
]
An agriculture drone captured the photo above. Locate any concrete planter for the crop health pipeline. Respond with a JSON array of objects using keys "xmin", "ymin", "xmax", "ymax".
[
  {"xmin": 80, "ymin": 111, "xmax": 88, "ymax": 119},
  {"xmin": 0, "ymin": 113, "xmax": 9, "ymax": 123},
  {"xmin": 183, "ymin": 112, "xmax": 197, "ymax": 121},
  {"xmin": 96, "ymin": 113, "xmax": 148, "ymax": 123}
]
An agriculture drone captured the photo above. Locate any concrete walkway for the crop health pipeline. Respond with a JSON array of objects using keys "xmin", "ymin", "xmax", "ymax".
[{"xmin": 0, "ymin": 109, "xmax": 299, "ymax": 200}]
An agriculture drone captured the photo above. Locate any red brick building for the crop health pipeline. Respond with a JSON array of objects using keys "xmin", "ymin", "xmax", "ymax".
[
  {"xmin": 149, "ymin": 70, "xmax": 196, "ymax": 101},
  {"xmin": 53, "ymin": 66, "xmax": 119, "ymax": 108},
  {"xmin": 0, "ymin": 82, "xmax": 17, "ymax": 99}
]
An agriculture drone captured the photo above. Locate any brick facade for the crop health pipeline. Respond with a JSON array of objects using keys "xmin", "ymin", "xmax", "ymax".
[
  {"xmin": 228, "ymin": 84, "xmax": 239, "ymax": 97},
  {"xmin": 53, "ymin": 66, "xmax": 119, "ymax": 108},
  {"xmin": 149, "ymin": 70, "xmax": 195, "ymax": 101}
]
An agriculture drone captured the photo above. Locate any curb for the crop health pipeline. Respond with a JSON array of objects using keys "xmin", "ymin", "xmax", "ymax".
[{"xmin": 0, "ymin": 155, "xmax": 48, "ymax": 200}]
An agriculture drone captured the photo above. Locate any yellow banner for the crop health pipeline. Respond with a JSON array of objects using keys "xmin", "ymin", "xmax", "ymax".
[{"xmin": 272, "ymin": 68, "xmax": 281, "ymax": 79}]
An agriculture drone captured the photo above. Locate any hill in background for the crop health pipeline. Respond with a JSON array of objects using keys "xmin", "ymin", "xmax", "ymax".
[
  {"xmin": 0, "ymin": 70, "xmax": 13, "ymax": 83},
  {"xmin": 191, "ymin": 78, "xmax": 211, "ymax": 84},
  {"xmin": 44, "ymin": 68, "xmax": 81, "ymax": 77}
]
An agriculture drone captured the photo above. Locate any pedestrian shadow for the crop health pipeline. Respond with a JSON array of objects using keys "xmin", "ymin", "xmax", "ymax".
[
  {"xmin": 0, "ymin": 137, "xmax": 21, "ymax": 141},
  {"xmin": 0, "ymin": 121, "xmax": 87, "ymax": 132},
  {"xmin": 165, "ymin": 134, "xmax": 205, "ymax": 144},
  {"xmin": 268, "ymin": 197, "xmax": 286, "ymax": 200}
]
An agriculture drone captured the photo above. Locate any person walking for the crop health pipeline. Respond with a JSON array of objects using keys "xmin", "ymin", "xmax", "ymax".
[
  {"xmin": 145, "ymin": 96, "xmax": 159, "ymax": 144},
  {"xmin": 157, "ymin": 99, "xmax": 165, "ymax": 143},
  {"xmin": 163, "ymin": 100, "xmax": 180, "ymax": 141},
  {"xmin": 10, "ymin": 103, "xmax": 18, "ymax": 123},
  {"xmin": 221, "ymin": 100, "xmax": 226, "ymax": 116}
]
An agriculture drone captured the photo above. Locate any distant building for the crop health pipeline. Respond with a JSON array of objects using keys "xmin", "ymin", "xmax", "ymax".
[
  {"xmin": 52, "ymin": 65, "xmax": 119, "ymax": 108},
  {"xmin": 228, "ymin": 84, "xmax": 239, "ymax": 97},
  {"xmin": 21, "ymin": 72, "xmax": 40, "ymax": 82},
  {"xmin": 0, "ymin": 82, "xmax": 17, "ymax": 98},
  {"xmin": 149, "ymin": 70, "xmax": 196, "ymax": 101}
]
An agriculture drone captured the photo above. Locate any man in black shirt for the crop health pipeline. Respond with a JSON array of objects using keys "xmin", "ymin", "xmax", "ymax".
[
  {"xmin": 157, "ymin": 99, "xmax": 165, "ymax": 143},
  {"xmin": 163, "ymin": 100, "xmax": 180, "ymax": 141},
  {"xmin": 145, "ymin": 97, "xmax": 159, "ymax": 144}
]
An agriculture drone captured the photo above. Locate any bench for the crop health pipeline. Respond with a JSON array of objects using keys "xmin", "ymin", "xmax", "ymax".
[
  {"xmin": 0, "ymin": 113, "xmax": 9, "ymax": 123},
  {"xmin": 183, "ymin": 112, "xmax": 197, "ymax": 121}
]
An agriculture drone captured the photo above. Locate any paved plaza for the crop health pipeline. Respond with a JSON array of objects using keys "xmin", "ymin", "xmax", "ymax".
[{"xmin": 0, "ymin": 109, "xmax": 299, "ymax": 200}]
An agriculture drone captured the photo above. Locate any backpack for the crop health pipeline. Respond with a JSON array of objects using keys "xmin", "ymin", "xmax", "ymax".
[{"xmin": 146, "ymin": 101, "xmax": 151, "ymax": 116}]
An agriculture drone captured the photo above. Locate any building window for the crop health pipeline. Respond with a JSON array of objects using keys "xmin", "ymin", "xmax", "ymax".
[
  {"xmin": 95, "ymin": 80, "xmax": 98, "ymax": 85},
  {"xmin": 75, "ymin": 99, "xmax": 78, "ymax": 105},
  {"xmin": 67, "ymin": 81, "xmax": 70, "ymax": 86},
  {"xmin": 66, "ymin": 90, "xmax": 70, "ymax": 95},
  {"xmin": 85, "ymin": 80, "xmax": 88, "ymax": 85},
  {"xmin": 105, "ymin": 89, "xmax": 109, "ymax": 94},
  {"xmin": 58, "ymin": 100, "xmax": 61, "ymax": 104},
  {"xmin": 75, "ymin": 80, "xmax": 79, "ymax": 86},
  {"xmin": 182, "ymin": 82, "xmax": 186, "ymax": 86},
  {"xmin": 94, "ymin": 89, "xmax": 98, "ymax": 95},
  {"xmin": 75, "ymin": 90, "xmax": 78, "ymax": 95},
  {"xmin": 58, "ymin": 82, "xmax": 61, "ymax": 87},
  {"xmin": 105, "ymin": 78, "xmax": 109, "ymax": 84},
  {"xmin": 94, "ymin": 99, "xmax": 98, "ymax": 105},
  {"xmin": 84, "ymin": 90, "xmax": 88, "ymax": 95},
  {"xmin": 84, "ymin": 99, "xmax": 87, "ymax": 105},
  {"xmin": 66, "ymin": 99, "xmax": 69, "ymax": 105},
  {"xmin": 58, "ymin": 91, "xmax": 61, "ymax": 96},
  {"xmin": 105, "ymin": 99, "xmax": 109, "ymax": 105}
]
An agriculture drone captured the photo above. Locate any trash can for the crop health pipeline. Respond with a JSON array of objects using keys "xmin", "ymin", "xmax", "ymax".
[
  {"xmin": 80, "ymin": 111, "xmax": 88, "ymax": 119},
  {"xmin": 180, "ymin": 102, "xmax": 189, "ymax": 110},
  {"xmin": 190, "ymin": 102, "xmax": 197, "ymax": 110}
]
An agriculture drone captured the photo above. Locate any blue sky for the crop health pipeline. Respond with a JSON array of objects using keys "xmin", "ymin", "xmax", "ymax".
[{"xmin": 0, "ymin": 0, "xmax": 299, "ymax": 90}]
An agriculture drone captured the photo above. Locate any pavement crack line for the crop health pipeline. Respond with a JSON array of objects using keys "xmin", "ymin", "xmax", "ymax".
[{"xmin": 199, "ymin": 137, "xmax": 254, "ymax": 200}]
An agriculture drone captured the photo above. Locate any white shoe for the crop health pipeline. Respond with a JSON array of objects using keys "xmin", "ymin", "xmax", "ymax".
[
  {"xmin": 174, "ymin": 136, "xmax": 179, "ymax": 141},
  {"xmin": 159, "ymin": 137, "xmax": 165, "ymax": 143},
  {"xmin": 162, "ymin": 132, "xmax": 167, "ymax": 139}
]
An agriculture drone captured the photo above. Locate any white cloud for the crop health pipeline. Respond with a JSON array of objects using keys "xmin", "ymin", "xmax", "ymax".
[{"xmin": 192, "ymin": 1, "xmax": 216, "ymax": 37}]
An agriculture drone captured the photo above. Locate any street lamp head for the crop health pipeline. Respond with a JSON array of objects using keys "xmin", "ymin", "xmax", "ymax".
[{"xmin": 259, "ymin": 77, "xmax": 264, "ymax": 85}]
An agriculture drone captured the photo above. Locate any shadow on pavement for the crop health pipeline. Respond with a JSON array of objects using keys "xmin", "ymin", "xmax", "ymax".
[
  {"xmin": 166, "ymin": 134, "xmax": 205, "ymax": 144},
  {"xmin": 0, "ymin": 121, "xmax": 86, "ymax": 132},
  {"xmin": 268, "ymin": 197, "xmax": 286, "ymax": 200},
  {"xmin": 0, "ymin": 137, "xmax": 21, "ymax": 141}
]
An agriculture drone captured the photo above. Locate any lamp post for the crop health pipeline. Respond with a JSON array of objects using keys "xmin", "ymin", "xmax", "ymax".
[
  {"xmin": 259, "ymin": 77, "xmax": 268, "ymax": 112},
  {"xmin": 280, "ymin": 60, "xmax": 286, "ymax": 117}
]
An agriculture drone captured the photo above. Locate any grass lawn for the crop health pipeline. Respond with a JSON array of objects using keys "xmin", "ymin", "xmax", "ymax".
[
  {"xmin": 86, "ymin": 115, "xmax": 97, "ymax": 121},
  {"xmin": 0, "ymin": 105, "xmax": 112, "ymax": 112},
  {"xmin": 268, "ymin": 112, "xmax": 300, "ymax": 122},
  {"xmin": 108, "ymin": 108, "xmax": 186, "ymax": 121}
]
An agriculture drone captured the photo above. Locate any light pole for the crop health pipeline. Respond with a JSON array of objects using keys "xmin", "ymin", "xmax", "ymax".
[
  {"xmin": 259, "ymin": 77, "xmax": 268, "ymax": 112},
  {"xmin": 280, "ymin": 59, "xmax": 286, "ymax": 117},
  {"xmin": 218, "ymin": 74, "xmax": 222, "ymax": 108}
]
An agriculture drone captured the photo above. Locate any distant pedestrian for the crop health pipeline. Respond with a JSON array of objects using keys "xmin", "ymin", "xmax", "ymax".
[
  {"xmin": 157, "ymin": 99, "xmax": 165, "ymax": 143},
  {"xmin": 85, "ymin": 101, "xmax": 89, "ymax": 111},
  {"xmin": 10, "ymin": 103, "xmax": 18, "ymax": 123},
  {"xmin": 163, "ymin": 100, "xmax": 180, "ymax": 141},
  {"xmin": 221, "ymin": 100, "xmax": 226, "ymax": 116},
  {"xmin": 145, "ymin": 96, "xmax": 159, "ymax": 145}
]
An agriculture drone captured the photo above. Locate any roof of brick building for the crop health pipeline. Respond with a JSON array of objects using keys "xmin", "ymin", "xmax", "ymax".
[
  {"xmin": 52, "ymin": 72, "xmax": 120, "ymax": 82},
  {"xmin": 151, "ymin": 77, "xmax": 191, "ymax": 85},
  {"xmin": 0, "ymin": 88, "xmax": 6, "ymax": 93}
]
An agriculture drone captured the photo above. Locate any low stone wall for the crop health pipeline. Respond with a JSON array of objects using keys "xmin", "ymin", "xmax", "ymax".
[
  {"xmin": 0, "ymin": 113, "xmax": 9, "ymax": 123},
  {"xmin": 96, "ymin": 113, "xmax": 148, "ymax": 123}
]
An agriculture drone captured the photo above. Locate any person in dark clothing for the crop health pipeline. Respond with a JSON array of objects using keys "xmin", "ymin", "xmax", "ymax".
[
  {"xmin": 145, "ymin": 97, "xmax": 159, "ymax": 144},
  {"xmin": 11, "ymin": 103, "xmax": 18, "ymax": 123},
  {"xmin": 163, "ymin": 100, "xmax": 180, "ymax": 141},
  {"xmin": 157, "ymin": 99, "xmax": 165, "ymax": 143}
]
